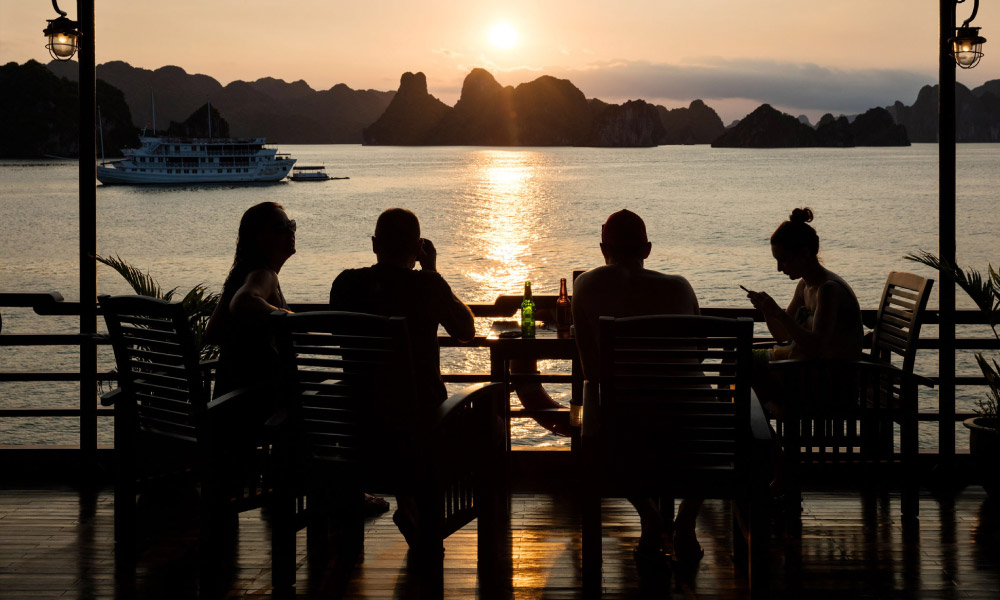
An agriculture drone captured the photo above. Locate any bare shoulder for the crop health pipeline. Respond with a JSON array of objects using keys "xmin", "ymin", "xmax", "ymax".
[
  {"xmin": 572, "ymin": 266, "xmax": 615, "ymax": 294},
  {"xmin": 820, "ymin": 271, "xmax": 858, "ymax": 301},
  {"xmin": 245, "ymin": 267, "xmax": 278, "ymax": 287},
  {"xmin": 649, "ymin": 271, "xmax": 696, "ymax": 294},
  {"xmin": 241, "ymin": 268, "xmax": 280, "ymax": 299}
]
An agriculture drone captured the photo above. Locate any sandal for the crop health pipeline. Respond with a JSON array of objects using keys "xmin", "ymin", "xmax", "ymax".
[{"xmin": 363, "ymin": 493, "xmax": 390, "ymax": 517}]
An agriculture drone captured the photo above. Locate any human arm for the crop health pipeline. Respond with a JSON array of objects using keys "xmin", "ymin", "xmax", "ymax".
[
  {"xmin": 752, "ymin": 281, "xmax": 843, "ymax": 358},
  {"xmin": 571, "ymin": 272, "xmax": 599, "ymax": 381},
  {"xmin": 747, "ymin": 280, "xmax": 803, "ymax": 343},
  {"xmin": 420, "ymin": 239, "xmax": 474, "ymax": 342},
  {"xmin": 436, "ymin": 279, "xmax": 475, "ymax": 343}
]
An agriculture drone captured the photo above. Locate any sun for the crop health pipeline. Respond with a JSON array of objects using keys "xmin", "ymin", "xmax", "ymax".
[{"xmin": 489, "ymin": 22, "xmax": 519, "ymax": 50}]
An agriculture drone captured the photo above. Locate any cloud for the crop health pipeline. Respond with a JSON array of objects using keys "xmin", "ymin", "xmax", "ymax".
[
  {"xmin": 500, "ymin": 58, "xmax": 932, "ymax": 116},
  {"xmin": 433, "ymin": 48, "xmax": 463, "ymax": 58}
]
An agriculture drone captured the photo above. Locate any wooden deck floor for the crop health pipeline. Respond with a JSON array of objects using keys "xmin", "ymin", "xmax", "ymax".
[{"xmin": 1, "ymin": 484, "xmax": 999, "ymax": 599}]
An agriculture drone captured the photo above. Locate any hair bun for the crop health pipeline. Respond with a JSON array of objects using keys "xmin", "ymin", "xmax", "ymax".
[{"xmin": 789, "ymin": 207, "xmax": 814, "ymax": 224}]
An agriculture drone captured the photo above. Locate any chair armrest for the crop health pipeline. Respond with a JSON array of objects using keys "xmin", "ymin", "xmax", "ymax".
[
  {"xmin": 202, "ymin": 386, "xmax": 259, "ymax": 428},
  {"xmin": 435, "ymin": 382, "xmax": 504, "ymax": 427},
  {"xmin": 100, "ymin": 388, "xmax": 123, "ymax": 407}
]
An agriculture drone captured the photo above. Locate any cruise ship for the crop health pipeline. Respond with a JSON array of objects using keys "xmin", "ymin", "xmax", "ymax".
[{"xmin": 96, "ymin": 135, "xmax": 296, "ymax": 185}]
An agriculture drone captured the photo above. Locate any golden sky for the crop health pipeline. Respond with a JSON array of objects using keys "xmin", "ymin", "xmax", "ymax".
[{"xmin": 3, "ymin": 0, "xmax": 998, "ymax": 122}]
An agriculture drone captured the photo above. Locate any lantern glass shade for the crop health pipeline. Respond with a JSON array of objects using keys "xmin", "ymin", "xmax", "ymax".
[
  {"xmin": 43, "ymin": 16, "xmax": 80, "ymax": 61},
  {"xmin": 47, "ymin": 31, "xmax": 78, "ymax": 60},
  {"xmin": 951, "ymin": 27, "xmax": 986, "ymax": 69}
]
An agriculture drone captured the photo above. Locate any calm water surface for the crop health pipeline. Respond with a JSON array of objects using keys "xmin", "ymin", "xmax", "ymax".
[{"xmin": 2, "ymin": 144, "xmax": 998, "ymax": 448}]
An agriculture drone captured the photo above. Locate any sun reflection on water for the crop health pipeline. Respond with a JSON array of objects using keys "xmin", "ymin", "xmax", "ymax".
[{"xmin": 463, "ymin": 150, "xmax": 551, "ymax": 302}]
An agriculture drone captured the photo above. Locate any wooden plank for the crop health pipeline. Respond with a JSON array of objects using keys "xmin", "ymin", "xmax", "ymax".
[{"xmin": 0, "ymin": 484, "xmax": 996, "ymax": 599}]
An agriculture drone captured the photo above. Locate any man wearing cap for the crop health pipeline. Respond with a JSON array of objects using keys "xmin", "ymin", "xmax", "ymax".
[{"xmin": 572, "ymin": 209, "xmax": 704, "ymax": 562}]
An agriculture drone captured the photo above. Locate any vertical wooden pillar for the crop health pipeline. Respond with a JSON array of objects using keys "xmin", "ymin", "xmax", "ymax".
[
  {"xmin": 78, "ymin": 0, "xmax": 98, "ymax": 470},
  {"xmin": 938, "ymin": 0, "xmax": 957, "ymax": 461}
]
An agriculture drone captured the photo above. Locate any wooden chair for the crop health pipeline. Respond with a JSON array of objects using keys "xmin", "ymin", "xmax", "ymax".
[
  {"xmin": 770, "ymin": 272, "xmax": 934, "ymax": 518},
  {"xmin": 268, "ymin": 310, "xmax": 507, "ymax": 594},
  {"xmin": 99, "ymin": 295, "xmax": 279, "ymax": 558},
  {"xmin": 581, "ymin": 315, "xmax": 770, "ymax": 596}
]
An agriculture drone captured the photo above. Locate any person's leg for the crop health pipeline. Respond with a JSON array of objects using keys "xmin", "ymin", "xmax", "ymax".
[
  {"xmin": 673, "ymin": 498, "xmax": 704, "ymax": 562},
  {"xmin": 393, "ymin": 494, "xmax": 418, "ymax": 547},
  {"xmin": 627, "ymin": 496, "xmax": 665, "ymax": 552}
]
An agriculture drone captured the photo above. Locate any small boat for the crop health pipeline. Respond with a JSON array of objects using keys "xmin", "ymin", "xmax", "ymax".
[{"xmin": 289, "ymin": 166, "xmax": 332, "ymax": 181}]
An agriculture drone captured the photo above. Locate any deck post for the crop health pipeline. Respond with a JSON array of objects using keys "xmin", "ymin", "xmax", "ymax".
[
  {"xmin": 938, "ymin": 0, "xmax": 957, "ymax": 463},
  {"xmin": 78, "ymin": 0, "xmax": 98, "ymax": 471}
]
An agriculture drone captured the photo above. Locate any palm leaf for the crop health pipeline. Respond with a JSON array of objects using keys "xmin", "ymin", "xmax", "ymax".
[
  {"xmin": 179, "ymin": 283, "xmax": 221, "ymax": 360},
  {"xmin": 97, "ymin": 254, "xmax": 220, "ymax": 360},
  {"xmin": 905, "ymin": 251, "xmax": 1000, "ymax": 336},
  {"xmin": 96, "ymin": 254, "xmax": 178, "ymax": 300}
]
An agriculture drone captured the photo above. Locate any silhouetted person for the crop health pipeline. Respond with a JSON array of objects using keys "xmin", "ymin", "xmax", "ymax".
[
  {"xmin": 572, "ymin": 209, "xmax": 704, "ymax": 563},
  {"xmin": 203, "ymin": 202, "xmax": 295, "ymax": 505},
  {"xmin": 206, "ymin": 201, "xmax": 295, "ymax": 405},
  {"xmin": 329, "ymin": 207, "xmax": 475, "ymax": 543},
  {"xmin": 745, "ymin": 207, "xmax": 864, "ymax": 417}
]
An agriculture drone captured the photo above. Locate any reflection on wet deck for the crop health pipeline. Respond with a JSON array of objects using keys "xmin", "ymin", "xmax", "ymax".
[{"xmin": 1, "ymin": 484, "xmax": 998, "ymax": 598}]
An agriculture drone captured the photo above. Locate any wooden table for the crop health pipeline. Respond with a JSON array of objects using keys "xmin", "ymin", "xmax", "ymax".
[{"xmin": 484, "ymin": 320, "xmax": 583, "ymax": 452}]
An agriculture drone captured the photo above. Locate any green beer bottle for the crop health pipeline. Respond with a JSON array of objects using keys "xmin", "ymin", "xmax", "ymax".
[{"xmin": 520, "ymin": 281, "xmax": 535, "ymax": 338}]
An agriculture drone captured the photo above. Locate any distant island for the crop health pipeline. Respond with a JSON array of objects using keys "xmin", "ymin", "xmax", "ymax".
[
  {"xmin": 362, "ymin": 69, "xmax": 724, "ymax": 147},
  {"xmin": 44, "ymin": 60, "xmax": 394, "ymax": 144},
  {"xmin": 3, "ymin": 59, "xmax": 1000, "ymax": 157},
  {"xmin": 712, "ymin": 104, "xmax": 909, "ymax": 148}
]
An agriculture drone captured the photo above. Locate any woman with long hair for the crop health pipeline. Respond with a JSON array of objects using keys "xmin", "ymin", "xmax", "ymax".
[{"xmin": 206, "ymin": 201, "xmax": 296, "ymax": 400}]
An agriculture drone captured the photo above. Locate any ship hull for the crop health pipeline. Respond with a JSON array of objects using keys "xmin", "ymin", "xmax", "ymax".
[{"xmin": 97, "ymin": 162, "xmax": 294, "ymax": 185}]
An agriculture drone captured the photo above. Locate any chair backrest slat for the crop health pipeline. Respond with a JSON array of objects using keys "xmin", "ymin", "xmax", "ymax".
[
  {"xmin": 870, "ymin": 272, "xmax": 933, "ymax": 373},
  {"xmin": 273, "ymin": 311, "xmax": 417, "ymax": 463},
  {"xmin": 599, "ymin": 315, "xmax": 753, "ymax": 475},
  {"xmin": 101, "ymin": 295, "xmax": 206, "ymax": 442}
]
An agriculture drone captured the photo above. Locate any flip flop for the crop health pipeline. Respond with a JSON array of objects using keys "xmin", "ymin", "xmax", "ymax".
[{"xmin": 363, "ymin": 493, "xmax": 390, "ymax": 517}]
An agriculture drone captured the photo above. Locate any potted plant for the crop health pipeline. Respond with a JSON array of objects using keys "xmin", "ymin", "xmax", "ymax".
[{"xmin": 907, "ymin": 251, "xmax": 1000, "ymax": 497}]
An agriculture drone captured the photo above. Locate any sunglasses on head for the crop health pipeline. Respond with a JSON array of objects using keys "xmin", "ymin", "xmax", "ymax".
[{"xmin": 273, "ymin": 219, "xmax": 296, "ymax": 233}]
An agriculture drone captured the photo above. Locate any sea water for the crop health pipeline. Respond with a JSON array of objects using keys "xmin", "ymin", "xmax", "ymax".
[{"xmin": 2, "ymin": 144, "xmax": 998, "ymax": 448}]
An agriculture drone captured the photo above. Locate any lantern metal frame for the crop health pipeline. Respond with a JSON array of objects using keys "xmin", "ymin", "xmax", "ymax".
[
  {"xmin": 948, "ymin": 0, "xmax": 986, "ymax": 68},
  {"xmin": 42, "ymin": 1, "xmax": 81, "ymax": 61}
]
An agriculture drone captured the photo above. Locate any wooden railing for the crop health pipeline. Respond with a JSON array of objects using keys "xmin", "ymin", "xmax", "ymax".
[{"xmin": 2, "ymin": 292, "xmax": 997, "ymax": 460}]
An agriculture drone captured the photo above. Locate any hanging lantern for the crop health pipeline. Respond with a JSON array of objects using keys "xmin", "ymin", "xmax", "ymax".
[
  {"xmin": 951, "ymin": 26, "xmax": 987, "ymax": 69},
  {"xmin": 42, "ymin": 3, "xmax": 80, "ymax": 61}
]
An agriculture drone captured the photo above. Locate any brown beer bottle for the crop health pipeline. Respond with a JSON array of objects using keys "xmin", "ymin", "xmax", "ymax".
[{"xmin": 555, "ymin": 277, "xmax": 571, "ymax": 335}]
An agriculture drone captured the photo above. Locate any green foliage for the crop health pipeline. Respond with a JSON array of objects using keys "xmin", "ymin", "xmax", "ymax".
[
  {"xmin": 906, "ymin": 251, "xmax": 1000, "ymax": 419},
  {"xmin": 97, "ymin": 254, "xmax": 219, "ymax": 360}
]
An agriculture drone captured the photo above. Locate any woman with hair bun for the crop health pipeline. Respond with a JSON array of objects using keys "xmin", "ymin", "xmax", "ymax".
[{"xmin": 745, "ymin": 207, "xmax": 864, "ymax": 415}]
